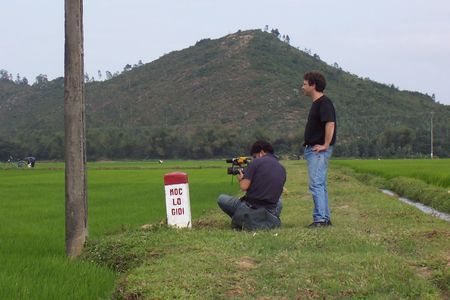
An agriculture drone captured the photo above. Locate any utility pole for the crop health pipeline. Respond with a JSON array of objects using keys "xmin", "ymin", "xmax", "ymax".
[
  {"xmin": 430, "ymin": 112, "xmax": 434, "ymax": 159},
  {"xmin": 64, "ymin": 0, "xmax": 87, "ymax": 257}
]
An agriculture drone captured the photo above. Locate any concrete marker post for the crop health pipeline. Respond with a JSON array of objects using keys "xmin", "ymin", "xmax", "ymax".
[{"xmin": 164, "ymin": 172, "xmax": 192, "ymax": 228}]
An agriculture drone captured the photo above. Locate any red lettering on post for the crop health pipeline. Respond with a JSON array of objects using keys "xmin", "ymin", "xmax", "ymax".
[
  {"xmin": 171, "ymin": 208, "xmax": 185, "ymax": 215},
  {"xmin": 172, "ymin": 198, "xmax": 182, "ymax": 205},
  {"xmin": 169, "ymin": 187, "xmax": 183, "ymax": 196}
]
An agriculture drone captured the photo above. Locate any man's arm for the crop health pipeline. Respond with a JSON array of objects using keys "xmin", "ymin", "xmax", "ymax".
[
  {"xmin": 313, "ymin": 122, "xmax": 335, "ymax": 152},
  {"xmin": 237, "ymin": 170, "xmax": 251, "ymax": 191}
]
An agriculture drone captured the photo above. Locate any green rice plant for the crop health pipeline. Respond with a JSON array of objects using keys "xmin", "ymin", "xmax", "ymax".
[
  {"xmin": 332, "ymin": 159, "xmax": 450, "ymax": 188},
  {"xmin": 2, "ymin": 160, "xmax": 449, "ymax": 299},
  {"xmin": 0, "ymin": 160, "xmax": 238, "ymax": 299},
  {"xmin": 332, "ymin": 159, "xmax": 450, "ymax": 214}
]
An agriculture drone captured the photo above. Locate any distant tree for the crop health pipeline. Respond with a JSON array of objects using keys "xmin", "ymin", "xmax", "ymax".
[
  {"xmin": 0, "ymin": 69, "xmax": 9, "ymax": 80},
  {"xmin": 84, "ymin": 73, "xmax": 90, "ymax": 82},
  {"xmin": 138, "ymin": 60, "xmax": 143, "ymax": 66},
  {"xmin": 0, "ymin": 138, "xmax": 24, "ymax": 161},
  {"xmin": 123, "ymin": 64, "xmax": 132, "ymax": 72},
  {"xmin": 282, "ymin": 34, "xmax": 285, "ymax": 40},
  {"xmin": 21, "ymin": 77, "xmax": 29, "ymax": 85},
  {"xmin": 34, "ymin": 74, "xmax": 48, "ymax": 87},
  {"xmin": 264, "ymin": 25, "xmax": 269, "ymax": 32},
  {"xmin": 15, "ymin": 73, "xmax": 21, "ymax": 84},
  {"xmin": 105, "ymin": 71, "xmax": 113, "ymax": 80},
  {"xmin": 376, "ymin": 126, "xmax": 415, "ymax": 157},
  {"xmin": 97, "ymin": 70, "xmax": 102, "ymax": 80},
  {"xmin": 431, "ymin": 93, "xmax": 436, "ymax": 101},
  {"xmin": 271, "ymin": 28, "xmax": 280, "ymax": 38},
  {"xmin": 313, "ymin": 53, "xmax": 321, "ymax": 60},
  {"xmin": 285, "ymin": 34, "xmax": 290, "ymax": 44}
]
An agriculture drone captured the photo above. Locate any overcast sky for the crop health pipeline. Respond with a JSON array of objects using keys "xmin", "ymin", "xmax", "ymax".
[{"xmin": 2, "ymin": 0, "xmax": 450, "ymax": 105}]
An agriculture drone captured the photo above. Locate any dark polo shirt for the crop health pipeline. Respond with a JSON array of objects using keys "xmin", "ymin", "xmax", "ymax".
[{"xmin": 243, "ymin": 153, "xmax": 286, "ymax": 210}]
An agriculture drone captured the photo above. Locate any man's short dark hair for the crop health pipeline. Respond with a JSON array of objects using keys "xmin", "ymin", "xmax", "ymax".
[
  {"xmin": 304, "ymin": 71, "xmax": 326, "ymax": 92},
  {"xmin": 250, "ymin": 140, "xmax": 274, "ymax": 155}
]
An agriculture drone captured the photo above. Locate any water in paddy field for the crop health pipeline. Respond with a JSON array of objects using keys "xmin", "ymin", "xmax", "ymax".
[{"xmin": 381, "ymin": 189, "xmax": 450, "ymax": 222}]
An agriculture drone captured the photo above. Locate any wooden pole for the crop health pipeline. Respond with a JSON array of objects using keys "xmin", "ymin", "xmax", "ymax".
[{"xmin": 64, "ymin": 0, "xmax": 87, "ymax": 257}]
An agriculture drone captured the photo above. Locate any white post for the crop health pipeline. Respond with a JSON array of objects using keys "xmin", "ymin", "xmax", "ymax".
[{"xmin": 164, "ymin": 172, "xmax": 192, "ymax": 228}]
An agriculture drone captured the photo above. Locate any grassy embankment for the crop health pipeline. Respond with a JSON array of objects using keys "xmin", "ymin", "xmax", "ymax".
[
  {"xmin": 81, "ymin": 160, "xmax": 449, "ymax": 299},
  {"xmin": 0, "ymin": 160, "xmax": 235, "ymax": 299},
  {"xmin": 332, "ymin": 159, "xmax": 450, "ymax": 214}
]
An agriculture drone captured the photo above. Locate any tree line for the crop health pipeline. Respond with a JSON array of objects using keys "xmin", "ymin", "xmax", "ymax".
[
  {"xmin": 0, "ymin": 124, "xmax": 448, "ymax": 162},
  {"xmin": 0, "ymin": 59, "xmax": 144, "ymax": 87}
]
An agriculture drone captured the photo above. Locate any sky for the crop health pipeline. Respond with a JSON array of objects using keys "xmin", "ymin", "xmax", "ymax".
[{"xmin": 2, "ymin": 0, "xmax": 450, "ymax": 105}]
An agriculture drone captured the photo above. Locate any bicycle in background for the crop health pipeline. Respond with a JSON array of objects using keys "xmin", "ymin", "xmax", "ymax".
[{"xmin": 5, "ymin": 156, "xmax": 27, "ymax": 169}]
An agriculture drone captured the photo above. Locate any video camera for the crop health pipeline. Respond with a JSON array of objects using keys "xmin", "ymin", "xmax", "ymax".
[{"xmin": 226, "ymin": 156, "xmax": 252, "ymax": 175}]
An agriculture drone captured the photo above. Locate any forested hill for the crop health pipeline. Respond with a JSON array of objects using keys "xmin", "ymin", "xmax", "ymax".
[{"xmin": 1, "ymin": 29, "xmax": 449, "ymax": 159}]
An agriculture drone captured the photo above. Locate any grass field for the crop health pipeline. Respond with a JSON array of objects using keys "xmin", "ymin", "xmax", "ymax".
[
  {"xmin": 331, "ymin": 159, "xmax": 450, "ymax": 214},
  {"xmin": 0, "ymin": 160, "xmax": 237, "ymax": 299},
  {"xmin": 84, "ymin": 160, "xmax": 450, "ymax": 299},
  {"xmin": 1, "ymin": 160, "xmax": 449, "ymax": 299},
  {"xmin": 332, "ymin": 159, "xmax": 450, "ymax": 188}
]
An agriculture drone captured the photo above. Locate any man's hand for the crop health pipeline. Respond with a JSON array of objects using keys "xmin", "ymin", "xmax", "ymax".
[
  {"xmin": 237, "ymin": 169, "xmax": 244, "ymax": 182},
  {"xmin": 313, "ymin": 122, "xmax": 334, "ymax": 152},
  {"xmin": 238, "ymin": 169, "xmax": 251, "ymax": 191},
  {"xmin": 312, "ymin": 144, "xmax": 329, "ymax": 153}
]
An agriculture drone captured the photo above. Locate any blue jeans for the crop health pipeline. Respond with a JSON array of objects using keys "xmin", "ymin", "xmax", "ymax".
[
  {"xmin": 217, "ymin": 194, "xmax": 282, "ymax": 218},
  {"xmin": 304, "ymin": 146, "xmax": 333, "ymax": 222}
]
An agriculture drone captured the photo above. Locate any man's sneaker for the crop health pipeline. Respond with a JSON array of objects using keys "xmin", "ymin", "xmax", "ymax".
[{"xmin": 308, "ymin": 220, "xmax": 332, "ymax": 228}]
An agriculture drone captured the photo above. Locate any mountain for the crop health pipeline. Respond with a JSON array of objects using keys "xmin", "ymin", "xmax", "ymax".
[{"xmin": 1, "ymin": 29, "xmax": 449, "ymax": 159}]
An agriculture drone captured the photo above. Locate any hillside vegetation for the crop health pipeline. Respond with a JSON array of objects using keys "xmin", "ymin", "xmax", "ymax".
[{"xmin": 1, "ymin": 29, "xmax": 449, "ymax": 160}]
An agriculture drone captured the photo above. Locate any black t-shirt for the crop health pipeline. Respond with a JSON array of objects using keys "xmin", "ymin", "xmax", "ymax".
[
  {"xmin": 304, "ymin": 95, "xmax": 337, "ymax": 146},
  {"xmin": 243, "ymin": 154, "xmax": 286, "ymax": 210}
]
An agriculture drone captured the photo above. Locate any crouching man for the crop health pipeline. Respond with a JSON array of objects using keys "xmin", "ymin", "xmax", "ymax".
[{"xmin": 217, "ymin": 140, "xmax": 286, "ymax": 230}]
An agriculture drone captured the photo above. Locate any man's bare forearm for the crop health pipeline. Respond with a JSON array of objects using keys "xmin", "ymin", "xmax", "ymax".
[{"xmin": 324, "ymin": 122, "xmax": 335, "ymax": 147}]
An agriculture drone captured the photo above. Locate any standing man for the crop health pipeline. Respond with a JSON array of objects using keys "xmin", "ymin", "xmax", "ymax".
[{"xmin": 302, "ymin": 71, "xmax": 336, "ymax": 228}]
